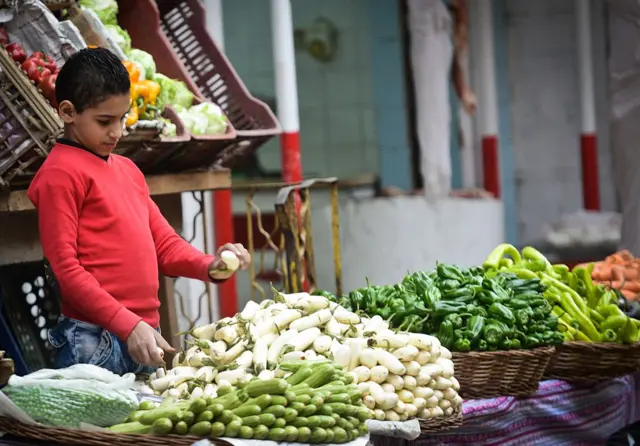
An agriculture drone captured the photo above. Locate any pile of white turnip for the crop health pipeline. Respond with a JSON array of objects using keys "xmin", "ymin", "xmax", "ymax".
[{"xmin": 144, "ymin": 291, "xmax": 463, "ymax": 421}]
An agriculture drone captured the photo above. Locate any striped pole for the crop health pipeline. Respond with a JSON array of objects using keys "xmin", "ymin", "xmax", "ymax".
[
  {"xmin": 271, "ymin": 0, "xmax": 303, "ymax": 185},
  {"xmin": 478, "ymin": 0, "xmax": 500, "ymax": 198},
  {"xmin": 205, "ymin": 0, "xmax": 237, "ymax": 318},
  {"xmin": 576, "ymin": 0, "xmax": 600, "ymax": 210}
]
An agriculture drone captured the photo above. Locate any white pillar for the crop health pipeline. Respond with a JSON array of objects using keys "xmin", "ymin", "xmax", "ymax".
[
  {"xmin": 576, "ymin": 0, "xmax": 600, "ymax": 210},
  {"xmin": 576, "ymin": 0, "xmax": 596, "ymax": 134},
  {"xmin": 477, "ymin": 0, "xmax": 500, "ymax": 197}
]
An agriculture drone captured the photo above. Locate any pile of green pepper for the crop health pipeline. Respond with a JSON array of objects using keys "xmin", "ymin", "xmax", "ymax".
[
  {"xmin": 483, "ymin": 244, "xmax": 640, "ymax": 344},
  {"xmin": 316, "ymin": 262, "xmax": 564, "ymax": 352}
]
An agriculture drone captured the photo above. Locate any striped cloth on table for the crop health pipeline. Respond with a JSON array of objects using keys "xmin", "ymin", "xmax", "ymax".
[{"xmin": 373, "ymin": 375, "xmax": 640, "ymax": 446}]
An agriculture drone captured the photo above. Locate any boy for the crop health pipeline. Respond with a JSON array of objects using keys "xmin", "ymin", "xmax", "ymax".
[{"xmin": 27, "ymin": 48, "xmax": 250, "ymax": 375}]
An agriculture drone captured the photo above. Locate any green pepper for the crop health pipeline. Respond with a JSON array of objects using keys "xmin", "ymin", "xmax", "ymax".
[
  {"xmin": 482, "ymin": 323, "xmax": 504, "ymax": 345},
  {"xmin": 477, "ymin": 339, "xmax": 488, "ymax": 351},
  {"xmin": 602, "ymin": 329, "xmax": 617, "ymax": 342},
  {"xmin": 483, "ymin": 244, "xmax": 523, "ymax": 270},
  {"xmin": 348, "ymin": 290, "xmax": 365, "ymax": 311},
  {"xmin": 439, "ymin": 279, "xmax": 461, "ymax": 291},
  {"xmin": 600, "ymin": 315, "xmax": 627, "ymax": 332},
  {"xmin": 507, "ymin": 299, "xmax": 532, "ymax": 310},
  {"xmin": 443, "ymin": 313, "xmax": 464, "ymax": 329},
  {"xmin": 521, "ymin": 246, "xmax": 551, "ymax": 267},
  {"xmin": 438, "ymin": 320, "xmax": 455, "ymax": 349},
  {"xmin": 423, "ymin": 286, "xmax": 442, "ymax": 308},
  {"xmin": 466, "ymin": 315, "xmax": 485, "ymax": 342},
  {"xmin": 514, "ymin": 309, "xmax": 529, "ymax": 326},
  {"xmin": 521, "ymin": 259, "xmax": 549, "ymax": 272},
  {"xmin": 433, "ymin": 301, "xmax": 467, "ymax": 318},
  {"xmin": 620, "ymin": 318, "xmax": 639, "ymax": 344},
  {"xmin": 500, "ymin": 338, "xmax": 515, "ymax": 350},
  {"xmin": 503, "ymin": 268, "xmax": 539, "ymax": 280},
  {"xmin": 488, "ymin": 302, "xmax": 516, "ymax": 325},
  {"xmin": 465, "ymin": 304, "xmax": 487, "ymax": 318},
  {"xmin": 574, "ymin": 331, "xmax": 591, "ymax": 342},
  {"xmin": 436, "ymin": 263, "xmax": 465, "ymax": 281},
  {"xmin": 453, "ymin": 338, "xmax": 471, "ymax": 352},
  {"xmin": 541, "ymin": 274, "xmax": 588, "ymax": 315}
]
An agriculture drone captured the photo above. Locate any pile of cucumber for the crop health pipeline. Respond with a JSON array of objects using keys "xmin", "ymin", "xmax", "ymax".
[{"xmin": 110, "ymin": 361, "xmax": 372, "ymax": 443}]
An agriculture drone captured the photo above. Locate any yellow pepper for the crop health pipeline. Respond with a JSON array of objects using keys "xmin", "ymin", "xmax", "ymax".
[
  {"xmin": 122, "ymin": 60, "xmax": 140, "ymax": 83},
  {"xmin": 130, "ymin": 80, "xmax": 162, "ymax": 119},
  {"xmin": 125, "ymin": 101, "xmax": 139, "ymax": 127},
  {"xmin": 138, "ymin": 80, "xmax": 161, "ymax": 106}
]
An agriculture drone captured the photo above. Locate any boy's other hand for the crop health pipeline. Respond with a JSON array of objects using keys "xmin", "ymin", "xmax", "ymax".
[
  {"xmin": 127, "ymin": 321, "xmax": 176, "ymax": 367},
  {"xmin": 209, "ymin": 243, "xmax": 251, "ymax": 280}
]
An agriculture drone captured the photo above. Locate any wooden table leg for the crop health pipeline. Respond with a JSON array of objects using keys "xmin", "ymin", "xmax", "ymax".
[{"xmin": 158, "ymin": 276, "xmax": 180, "ymax": 365}]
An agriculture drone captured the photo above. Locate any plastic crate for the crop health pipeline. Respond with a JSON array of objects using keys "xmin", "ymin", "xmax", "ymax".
[
  {"xmin": 0, "ymin": 261, "xmax": 60, "ymax": 372},
  {"xmin": 118, "ymin": 0, "xmax": 280, "ymax": 169},
  {"xmin": 0, "ymin": 48, "xmax": 62, "ymax": 191},
  {"xmin": 112, "ymin": 106, "xmax": 192, "ymax": 174}
]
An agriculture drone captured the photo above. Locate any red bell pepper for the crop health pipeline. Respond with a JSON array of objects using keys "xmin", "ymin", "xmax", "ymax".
[
  {"xmin": 39, "ymin": 73, "xmax": 58, "ymax": 108},
  {"xmin": 29, "ymin": 52, "xmax": 57, "ymax": 73},
  {"xmin": 0, "ymin": 28, "xmax": 8, "ymax": 45},
  {"xmin": 22, "ymin": 59, "xmax": 50, "ymax": 84},
  {"xmin": 5, "ymin": 43, "xmax": 26, "ymax": 63}
]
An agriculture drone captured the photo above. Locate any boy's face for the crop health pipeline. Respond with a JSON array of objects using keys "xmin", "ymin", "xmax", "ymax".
[{"xmin": 58, "ymin": 93, "xmax": 130, "ymax": 156}]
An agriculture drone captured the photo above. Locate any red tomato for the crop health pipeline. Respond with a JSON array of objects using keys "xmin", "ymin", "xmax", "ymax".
[{"xmin": 39, "ymin": 73, "xmax": 58, "ymax": 108}]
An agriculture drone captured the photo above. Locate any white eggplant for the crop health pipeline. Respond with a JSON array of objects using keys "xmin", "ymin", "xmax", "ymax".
[
  {"xmin": 352, "ymin": 366, "xmax": 371, "ymax": 383},
  {"xmin": 330, "ymin": 341, "xmax": 352, "ymax": 369},
  {"xmin": 281, "ymin": 351, "xmax": 305, "ymax": 361},
  {"xmin": 402, "ymin": 375, "xmax": 417, "ymax": 390},
  {"xmin": 439, "ymin": 346, "xmax": 452, "ymax": 360},
  {"xmin": 325, "ymin": 318, "xmax": 348, "ymax": 337},
  {"xmin": 359, "ymin": 348, "xmax": 377, "ymax": 369},
  {"xmin": 373, "ymin": 349, "xmax": 406, "ymax": 375},
  {"xmin": 381, "ymin": 383, "xmax": 395, "ymax": 393},
  {"xmin": 368, "ymin": 333, "xmax": 409, "ymax": 350},
  {"xmin": 253, "ymin": 337, "xmax": 269, "ymax": 374},
  {"xmin": 434, "ymin": 376, "xmax": 453, "ymax": 390},
  {"xmin": 214, "ymin": 325, "xmax": 240, "ymax": 345},
  {"xmin": 363, "ymin": 395, "xmax": 376, "ymax": 409},
  {"xmin": 413, "ymin": 397, "xmax": 427, "ymax": 411},
  {"xmin": 273, "ymin": 309, "xmax": 303, "ymax": 331},
  {"xmin": 450, "ymin": 376, "xmax": 460, "ymax": 392},
  {"xmin": 215, "ymin": 369, "xmax": 246, "ymax": 385},
  {"xmin": 303, "ymin": 350, "xmax": 317, "ymax": 359},
  {"xmin": 369, "ymin": 365, "xmax": 389, "ymax": 384},
  {"xmin": 277, "ymin": 291, "xmax": 311, "ymax": 307},
  {"xmin": 373, "ymin": 409, "xmax": 386, "ymax": 421},
  {"xmin": 416, "ymin": 350, "xmax": 432, "ymax": 365},
  {"xmin": 313, "ymin": 335, "xmax": 333, "ymax": 354},
  {"xmin": 190, "ymin": 386, "xmax": 204, "ymax": 399},
  {"xmin": 443, "ymin": 388, "xmax": 458, "ymax": 401},
  {"xmin": 408, "ymin": 333, "xmax": 435, "ymax": 351},
  {"xmin": 362, "ymin": 315, "xmax": 384, "ymax": 334},
  {"xmin": 267, "ymin": 329, "xmax": 299, "ymax": 367},
  {"xmin": 235, "ymin": 350, "xmax": 254, "ymax": 369},
  {"xmin": 333, "ymin": 308, "xmax": 361, "ymax": 325},
  {"xmin": 258, "ymin": 370, "xmax": 276, "ymax": 380},
  {"xmin": 289, "ymin": 309, "xmax": 332, "ymax": 332},
  {"xmin": 385, "ymin": 374, "xmax": 404, "ymax": 391},
  {"xmin": 172, "ymin": 366, "xmax": 198, "ymax": 377},
  {"xmin": 240, "ymin": 300, "xmax": 260, "ymax": 322},
  {"xmin": 203, "ymin": 383, "xmax": 217, "ymax": 398},
  {"xmin": 195, "ymin": 366, "xmax": 217, "ymax": 383},
  {"xmin": 291, "ymin": 327, "xmax": 322, "ymax": 351},
  {"xmin": 404, "ymin": 361, "xmax": 421, "ymax": 376},
  {"xmin": 425, "ymin": 395, "xmax": 439, "ymax": 408},
  {"xmin": 405, "ymin": 403, "xmax": 418, "ymax": 417},
  {"xmin": 156, "ymin": 368, "xmax": 165, "ymax": 379},
  {"xmin": 393, "ymin": 400, "xmax": 406, "ymax": 414},
  {"xmin": 393, "ymin": 345, "xmax": 420, "ymax": 362},
  {"xmin": 384, "ymin": 410, "xmax": 400, "ymax": 421},
  {"xmin": 436, "ymin": 358, "xmax": 455, "ymax": 378},
  {"xmin": 413, "ymin": 386, "xmax": 435, "ymax": 400},
  {"xmin": 398, "ymin": 389, "xmax": 414, "ymax": 403},
  {"xmin": 347, "ymin": 338, "xmax": 368, "ymax": 371},
  {"xmin": 192, "ymin": 323, "xmax": 217, "ymax": 340},
  {"xmin": 213, "ymin": 339, "xmax": 248, "ymax": 365}
]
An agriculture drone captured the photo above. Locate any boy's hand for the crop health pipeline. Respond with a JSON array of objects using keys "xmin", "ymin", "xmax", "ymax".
[
  {"xmin": 209, "ymin": 243, "xmax": 251, "ymax": 280},
  {"xmin": 126, "ymin": 321, "xmax": 176, "ymax": 367}
]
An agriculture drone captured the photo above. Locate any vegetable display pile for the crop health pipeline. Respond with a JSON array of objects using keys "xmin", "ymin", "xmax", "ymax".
[
  {"xmin": 112, "ymin": 363, "xmax": 370, "ymax": 443},
  {"xmin": 3, "ymin": 364, "xmax": 138, "ymax": 428},
  {"xmin": 141, "ymin": 291, "xmax": 462, "ymax": 423},
  {"xmin": 483, "ymin": 244, "xmax": 640, "ymax": 344},
  {"xmin": 319, "ymin": 263, "xmax": 564, "ymax": 352}
]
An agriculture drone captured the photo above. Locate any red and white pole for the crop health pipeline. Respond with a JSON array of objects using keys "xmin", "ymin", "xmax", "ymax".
[
  {"xmin": 576, "ymin": 0, "xmax": 600, "ymax": 211},
  {"xmin": 271, "ymin": 0, "xmax": 303, "ymax": 185},
  {"xmin": 205, "ymin": 0, "xmax": 238, "ymax": 318},
  {"xmin": 478, "ymin": 0, "xmax": 500, "ymax": 198}
]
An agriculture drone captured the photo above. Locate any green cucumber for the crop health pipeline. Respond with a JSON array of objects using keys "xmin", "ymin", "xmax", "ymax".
[
  {"xmin": 264, "ymin": 405, "xmax": 286, "ymax": 418},
  {"xmin": 210, "ymin": 421, "xmax": 225, "ymax": 437},
  {"xmin": 195, "ymin": 410, "xmax": 213, "ymax": 423},
  {"xmin": 241, "ymin": 415, "xmax": 261, "ymax": 427},
  {"xmin": 254, "ymin": 425, "xmax": 269, "ymax": 440},
  {"xmin": 267, "ymin": 427, "xmax": 286, "ymax": 441},
  {"xmin": 283, "ymin": 408, "xmax": 298, "ymax": 422},
  {"xmin": 259, "ymin": 413, "xmax": 277, "ymax": 427},
  {"xmin": 284, "ymin": 425, "xmax": 299, "ymax": 442},
  {"xmin": 232, "ymin": 404, "xmax": 261, "ymax": 418},
  {"xmin": 240, "ymin": 426, "xmax": 254, "ymax": 439},
  {"xmin": 173, "ymin": 421, "xmax": 188, "ymax": 435},
  {"xmin": 187, "ymin": 421, "xmax": 211, "ymax": 436},
  {"xmin": 244, "ymin": 378, "xmax": 289, "ymax": 397},
  {"xmin": 274, "ymin": 418, "xmax": 287, "ymax": 429},
  {"xmin": 224, "ymin": 419, "xmax": 243, "ymax": 438}
]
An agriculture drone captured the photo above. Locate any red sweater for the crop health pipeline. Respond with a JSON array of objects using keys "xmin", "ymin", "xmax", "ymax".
[{"xmin": 28, "ymin": 141, "xmax": 215, "ymax": 341}]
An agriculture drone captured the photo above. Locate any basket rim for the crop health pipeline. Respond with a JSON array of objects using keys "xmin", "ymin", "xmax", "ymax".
[{"xmin": 452, "ymin": 345, "xmax": 555, "ymax": 359}]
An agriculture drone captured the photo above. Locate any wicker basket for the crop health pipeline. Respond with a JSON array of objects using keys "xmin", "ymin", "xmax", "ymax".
[
  {"xmin": 0, "ymin": 417, "xmax": 231, "ymax": 446},
  {"xmin": 0, "ymin": 46, "xmax": 62, "ymax": 191},
  {"xmin": 452, "ymin": 346, "xmax": 555, "ymax": 399},
  {"xmin": 419, "ymin": 407, "xmax": 463, "ymax": 434},
  {"xmin": 545, "ymin": 341, "xmax": 640, "ymax": 383}
]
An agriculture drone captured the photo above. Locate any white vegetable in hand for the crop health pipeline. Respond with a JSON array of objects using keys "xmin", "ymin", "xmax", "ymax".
[{"xmin": 220, "ymin": 250, "xmax": 240, "ymax": 272}]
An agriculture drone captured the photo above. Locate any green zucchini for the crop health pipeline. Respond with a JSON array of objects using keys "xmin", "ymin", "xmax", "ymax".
[
  {"xmin": 188, "ymin": 421, "xmax": 211, "ymax": 436},
  {"xmin": 244, "ymin": 378, "xmax": 289, "ymax": 397}
]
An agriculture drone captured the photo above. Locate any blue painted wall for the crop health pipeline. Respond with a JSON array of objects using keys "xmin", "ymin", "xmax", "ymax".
[{"xmin": 369, "ymin": 0, "xmax": 412, "ymax": 190}]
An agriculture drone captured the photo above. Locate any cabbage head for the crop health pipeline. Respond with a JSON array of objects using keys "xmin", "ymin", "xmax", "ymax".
[
  {"xmin": 105, "ymin": 25, "xmax": 131, "ymax": 54},
  {"xmin": 153, "ymin": 73, "xmax": 194, "ymax": 110},
  {"xmin": 128, "ymin": 49, "xmax": 156, "ymax": 80},
  {"xmin": 79, "ymin": 0, "xmax": 118, "ymax": 25}
]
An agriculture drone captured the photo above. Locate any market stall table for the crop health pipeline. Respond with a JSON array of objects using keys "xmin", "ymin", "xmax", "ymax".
[{"xmin": 371, "ymin": 375, "xmax": 640, "ymax": 446}]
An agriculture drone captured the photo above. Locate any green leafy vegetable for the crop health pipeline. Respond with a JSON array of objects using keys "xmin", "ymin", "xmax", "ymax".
[
  {"xmin": 153, "ymin": 73, "xmax": 194, "ymax": 110},
  {"xmin": 128, "ymin": 49, "xmax": 156, "ymax": 80},
  {"xmin": 79, "ymin": 0, "xmax": 118, "ymax": 25},
  {"xmin": 105, "ymin": 24, "xmax": 131, "ymax": 54}
]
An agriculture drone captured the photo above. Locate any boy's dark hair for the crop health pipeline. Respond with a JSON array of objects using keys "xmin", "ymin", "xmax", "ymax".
[{"xmin": 55, "ymin": 47, "xmax": 130, "ymax": 113}]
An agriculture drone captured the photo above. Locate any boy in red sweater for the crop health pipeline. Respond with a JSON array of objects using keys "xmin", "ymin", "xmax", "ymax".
[{"xmin": 27, "ymin": 48, "xmax": 250, "ymax": 374}]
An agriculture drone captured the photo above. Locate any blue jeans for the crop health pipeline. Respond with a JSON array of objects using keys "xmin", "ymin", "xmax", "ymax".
[{"xmin": 48, "ymin": 316, "xmax": 157, "ymax": 375}]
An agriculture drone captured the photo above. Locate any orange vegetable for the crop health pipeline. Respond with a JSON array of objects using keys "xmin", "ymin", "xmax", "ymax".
[{"xmin": 122, "ymin": 60, "xmax": 140, "ymax": 83}]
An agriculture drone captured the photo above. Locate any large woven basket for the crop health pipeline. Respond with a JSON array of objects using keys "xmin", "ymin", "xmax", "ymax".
[
  {"xmin": 419, "ymin": 407, "xmax": 463, "ymax": 434},
  {"xmin": 545, "ymin": 341, "xmax": 640, "ymax": 383},
  {"xmin": 0, "ymin": 417, "xmax": 230, "ymax": 446},
  {"xmin": 452, "ymin": 346, "xmax": 555, "ymax": 399}
]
